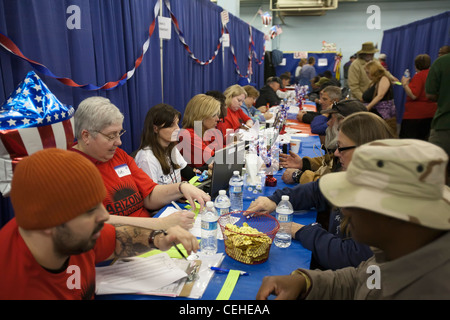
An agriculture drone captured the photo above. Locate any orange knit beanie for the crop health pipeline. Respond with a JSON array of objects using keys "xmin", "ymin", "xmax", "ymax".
[{"xmin": 10, "ymin": 148, "xmax": 106, "ymax": 230}]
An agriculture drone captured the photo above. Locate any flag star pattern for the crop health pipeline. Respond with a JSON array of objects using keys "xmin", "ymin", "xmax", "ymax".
[{"xmin": 0, "ymin": 71, "xmax": 75, "ymax": 196}]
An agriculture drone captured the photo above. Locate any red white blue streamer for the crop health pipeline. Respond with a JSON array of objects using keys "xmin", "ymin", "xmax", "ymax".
[{"xmin": 0, "ymin": 3, "xmax": 160, "ymax": 91}]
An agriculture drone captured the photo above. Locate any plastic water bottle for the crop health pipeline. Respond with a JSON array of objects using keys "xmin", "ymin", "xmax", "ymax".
[
  {"xmin": 274, "ymin": 195, "xmax": 293, "ymax": 248},
  {"xmin": 201, "ymin": 201, "xmax": 218, "ymax": 255},
  {"xmin": 404, "ymin": 69, "xmax": 410, "ymax": 78},
  {"xmin": 229, "ymin": 171, "xmax": 243, "ymax": 212},
  {"xmin": 214, "ymin": 190, "xmax": 231, "ymax": 216}
]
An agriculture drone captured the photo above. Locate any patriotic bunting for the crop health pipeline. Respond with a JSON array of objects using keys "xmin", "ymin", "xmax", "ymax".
[
  {"xmin": 0, "ymin": 0, "xmax": 265, "ymax": 90},
  {"xmin": 0, "ymin": 2, "xmax": 160, "ymax": 91}
]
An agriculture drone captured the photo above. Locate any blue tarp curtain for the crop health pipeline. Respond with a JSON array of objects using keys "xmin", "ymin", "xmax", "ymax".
[
  {"xmin": 381, "ymin": 11, "xmax": 450, "ymax": 123},
  {"xmin": 0, "ymin": 0, "xmax": 264, "ymax": 227}
]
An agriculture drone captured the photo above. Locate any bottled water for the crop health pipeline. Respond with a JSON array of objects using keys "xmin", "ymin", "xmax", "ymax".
[
  {"xmin": 200, "ymin": 201, "xmax": 218, "ymax": 255},
  {"xmin": 404, "ymin": 69, "xmax": 410, "ymax": 78},
  {"xmin": 229, "ymin": 171, "xmax": 243, "ymax": 211},
  {"xmin": 274, "ymin": 195, "xmax": 293, "ymax": 248},
  {"xmin": 214, "ymin": 190, "xmax": 231, "ymax": 216}
]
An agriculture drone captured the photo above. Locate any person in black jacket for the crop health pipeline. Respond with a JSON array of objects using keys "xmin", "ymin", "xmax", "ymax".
[{"xmin": 255, "ymin": 76, "xmax": 282, "ymax": 109}]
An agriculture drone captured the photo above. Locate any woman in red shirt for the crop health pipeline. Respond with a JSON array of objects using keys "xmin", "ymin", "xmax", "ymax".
[
  {"xmin": 222, "ymin": 84, "xmax": 254, "ymax": 135},
  {"xmin": 179, "ymin": 94, "xmax": 222, "ymax": 168},
  {"xmin": 400, "ymin": 54, "xmax": 437, "ymax": 140}
]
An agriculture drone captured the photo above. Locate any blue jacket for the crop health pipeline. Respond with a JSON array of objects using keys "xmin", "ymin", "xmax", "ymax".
[
  {"xmin": 310, "ymin": 115, "xmax": 328, "ymax": 136},
  {"xmin": 268, "ymin": 180, "xmax": 373, "ymax": 270}
]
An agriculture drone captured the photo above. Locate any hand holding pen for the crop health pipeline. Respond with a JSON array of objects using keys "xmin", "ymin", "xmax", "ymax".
[{"xmin": 156, "ymin": 225, "xmax": 199, "ymax": 257}]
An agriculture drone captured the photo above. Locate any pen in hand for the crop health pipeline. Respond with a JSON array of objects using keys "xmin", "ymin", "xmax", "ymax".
[{"xmin": 162, "ymin": 229, "xmax": 188, "ymax": 260}]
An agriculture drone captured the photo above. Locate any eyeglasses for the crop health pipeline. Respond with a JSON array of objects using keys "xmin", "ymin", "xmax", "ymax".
[
  {"xmin": 94, "ymin": 129, "xmax": 126, "ymax": 141},
  {"xmin": 335, "ymin": 143, "xmax": 357, "ymax": 153}
]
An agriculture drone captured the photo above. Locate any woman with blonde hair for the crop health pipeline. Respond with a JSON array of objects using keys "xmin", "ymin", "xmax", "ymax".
[
  {"xmin": 362, "ymin": 60, "xmax": 397, "ymax": 134},
  {"xmin": 179, "ymin": 94, "xmax": 222, "ymax": 168},
  {"xmin": 222, "ymin": 84, "xmax": 253, "ymax": 134}
]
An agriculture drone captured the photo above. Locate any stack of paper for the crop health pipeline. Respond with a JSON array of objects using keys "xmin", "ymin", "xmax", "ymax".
[
  {"xmin": 95, "ymin": 252, "xmax": 187, "ymax": 295},
  {"xmin": 96, "ymin": 251, "xmax": 224, "ymax": 299}
]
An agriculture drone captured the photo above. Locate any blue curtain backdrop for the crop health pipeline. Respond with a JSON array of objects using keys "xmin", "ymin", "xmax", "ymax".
[
  {"xmin": 275, "ymin": 52, "xmax": 338, "ymax": 84},
  {"xmin": 162, "ymin": 0, "xmax": 264, "ymax": 111},
  {"xmin": 0, "ymin": 0, "xmax": 264, "ymax": 227},
  {"xmin": 381, "ymin": 11, "xmax": 450, "ymax": 123}
]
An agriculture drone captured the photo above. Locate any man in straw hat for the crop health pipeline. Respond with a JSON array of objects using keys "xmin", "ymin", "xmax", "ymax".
[
  {"xmin": 256, "ymin": 139, "xmax": 450, "ymax": 300},
  {"xmin": 348, "ymin": 42, "xmax": 379, "ymax": 101},
  {"xmin": 0, "ymin": 148, "xmax": 199, "ymax": 300}
]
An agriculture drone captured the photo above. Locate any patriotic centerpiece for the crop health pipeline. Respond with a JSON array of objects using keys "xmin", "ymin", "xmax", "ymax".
[
  {"xmin": 294, "ymin": 84, "xmax": 309, "ymax": 109},
  {"xmin": 0, "ymin": 71, "xmax": 75, "ymax": 196}
]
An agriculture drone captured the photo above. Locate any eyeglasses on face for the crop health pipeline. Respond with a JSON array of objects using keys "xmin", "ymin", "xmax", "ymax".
[
  {"xmin": 94, "ymin": 129, "xmax": 126, "ymax": 141},
  {"xmin": 335, "ymin": 143, "xmax": 357, "ymax": 153}
]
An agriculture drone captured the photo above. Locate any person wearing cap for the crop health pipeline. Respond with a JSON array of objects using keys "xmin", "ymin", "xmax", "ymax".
[
  {"xmin": 222, "ymin": 84, "xmax": 253, "ymax": 133},
  {"xmin": 255, "ymin": 76, "xmax": 283, "ymax": 109},
  {"xmin": 0, "ymin": 148, "xmax": 199, "ymax": 300},
  {"xmin": 72, "ymin": 97, "xmax": 209, "ymax": 231},
  {"xmin": 348, "ymin": 42, "xmax": 379, "ymax": 101},
  {"xmin": 256, "ymin": 139, "xmax": 450, "ymax": 300},
  {"xmin": 248, "ymin": 112, "xmax": 396, "ymax": 271},
  {"xmin": 281, "ymin": 99, "xmax": 367, "ymax": 185},
  {"xmin": 348, "ymin": 43, "xmax": 398, "ymax": 102}
]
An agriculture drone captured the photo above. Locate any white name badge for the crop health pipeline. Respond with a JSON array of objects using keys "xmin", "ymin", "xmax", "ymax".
[{"xmin": 114, "ymin": 164, "xmax": 131, "ymax": 178}]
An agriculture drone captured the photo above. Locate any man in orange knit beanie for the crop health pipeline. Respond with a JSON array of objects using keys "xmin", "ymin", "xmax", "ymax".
[{"xmin": 0, "ymin": 148, "xmax": 198, "ymax": 300}]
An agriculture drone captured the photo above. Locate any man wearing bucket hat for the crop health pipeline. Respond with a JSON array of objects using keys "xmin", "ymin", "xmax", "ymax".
[
  {"xmin": 348, "ymin": 42, "xmax": 379, "ymax": 101},
  {"xmin": 256, "ymin": 139, "xmax": 450, "ymax": 300},
  {"xmin": 0, "ymin": 148, "xmax": 198, "ymax": 300}
]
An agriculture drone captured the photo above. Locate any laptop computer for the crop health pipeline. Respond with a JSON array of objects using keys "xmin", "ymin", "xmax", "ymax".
[{"xmin": 200, "ymin": 141, "xmax": 245, "ymax": 199}]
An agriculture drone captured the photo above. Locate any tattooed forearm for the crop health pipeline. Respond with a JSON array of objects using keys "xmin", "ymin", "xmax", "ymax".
[{"xmin": 114, "ymin": 225, "xmax": 153, "ymax": 258}]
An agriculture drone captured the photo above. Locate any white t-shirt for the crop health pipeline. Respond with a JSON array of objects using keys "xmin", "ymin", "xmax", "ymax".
[{"xmin": 135, "ymin": 147, "xmax": 187, "ymax": 185}]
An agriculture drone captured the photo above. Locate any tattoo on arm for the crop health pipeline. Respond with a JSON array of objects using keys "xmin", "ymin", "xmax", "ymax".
[{"xmin": 114, "ymin": 225, "xmax": 153, "ymax": 258}]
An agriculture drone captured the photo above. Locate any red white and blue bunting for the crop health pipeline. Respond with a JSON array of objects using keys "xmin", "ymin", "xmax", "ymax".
[{"xmin": 0, "ymin": 0, "xmax": 264, "ymax": 90}]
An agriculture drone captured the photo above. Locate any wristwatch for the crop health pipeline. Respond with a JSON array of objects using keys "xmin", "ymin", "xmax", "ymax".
[
  {"xmin": 178, "ymin": 181, "xmax": 188, "ymax": 194},
  {"xmin": 292, "ymin": 170, "xmax": 303, "ymax": 183},
  {"xmin": 148, "ymin": 230, "xmax": 166, "ymax": 249}
]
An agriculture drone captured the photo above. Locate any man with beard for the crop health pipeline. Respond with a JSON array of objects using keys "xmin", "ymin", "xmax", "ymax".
[
  {"xmin": 280, "ymin": 99, "xmax": 367, "ymax": 185},
  {"xmin": 0, "ymin": 148, "xmax": 198, "ymax": 300}
]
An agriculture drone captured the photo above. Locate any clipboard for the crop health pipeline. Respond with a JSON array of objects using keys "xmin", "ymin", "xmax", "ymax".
[{"xmin": 179, "ymin": 260, "xmax": 202, "ymax": 297}]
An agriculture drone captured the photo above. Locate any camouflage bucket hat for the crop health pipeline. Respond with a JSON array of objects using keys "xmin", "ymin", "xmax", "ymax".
[{"xmin": 319, "ymin": 139, "xmax": 450, "ymax": 230}]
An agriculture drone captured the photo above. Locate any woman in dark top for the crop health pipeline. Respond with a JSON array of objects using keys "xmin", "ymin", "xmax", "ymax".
[{"xmin": 362, "ymin": 60, "xmax": 397, "ymax": 134}]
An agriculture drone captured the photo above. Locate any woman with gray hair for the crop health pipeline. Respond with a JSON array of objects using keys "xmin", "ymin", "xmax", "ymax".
[{"xmin": 72, "ymin": 96, "xmax": 210, "ymax": 231}]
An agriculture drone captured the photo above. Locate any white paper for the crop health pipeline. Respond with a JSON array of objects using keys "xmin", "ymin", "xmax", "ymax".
[
  {"xmin": 158, "ymin": 16, "xmax": 171, "ymax": 40},
  {"xmin": 318, "ymin": 58, "xmax": 328, "ymax": 66},
  {"xmin": 159, "ymin": 206, "xmax": 223, "ymax": 240},
  {"xmin": 95, "ymin": 252, "xmax": 187, "ymax": 295},
  {"xmin": 186, "ymin": 252, "xmax": 224, "ymax": 299}
]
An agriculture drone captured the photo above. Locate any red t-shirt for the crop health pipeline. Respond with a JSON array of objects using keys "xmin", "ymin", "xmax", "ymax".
[
  {"xmin": 177, "ymin": 127, "xmax": 220, "ymax": 168},
  {"xmin": 72, "ymin": 147, "xmax": 157, "ymax": 217},
  {"xmin": 403, "ymin": 69, "xmax": 437, "ymax": 119},
  {"xmin": 223, "ymin": 108, "xmax": 251, "ymax": 132},
  {"xmin": 0, "ymin": 219, "xmax": 116, "ymax": 300}
]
